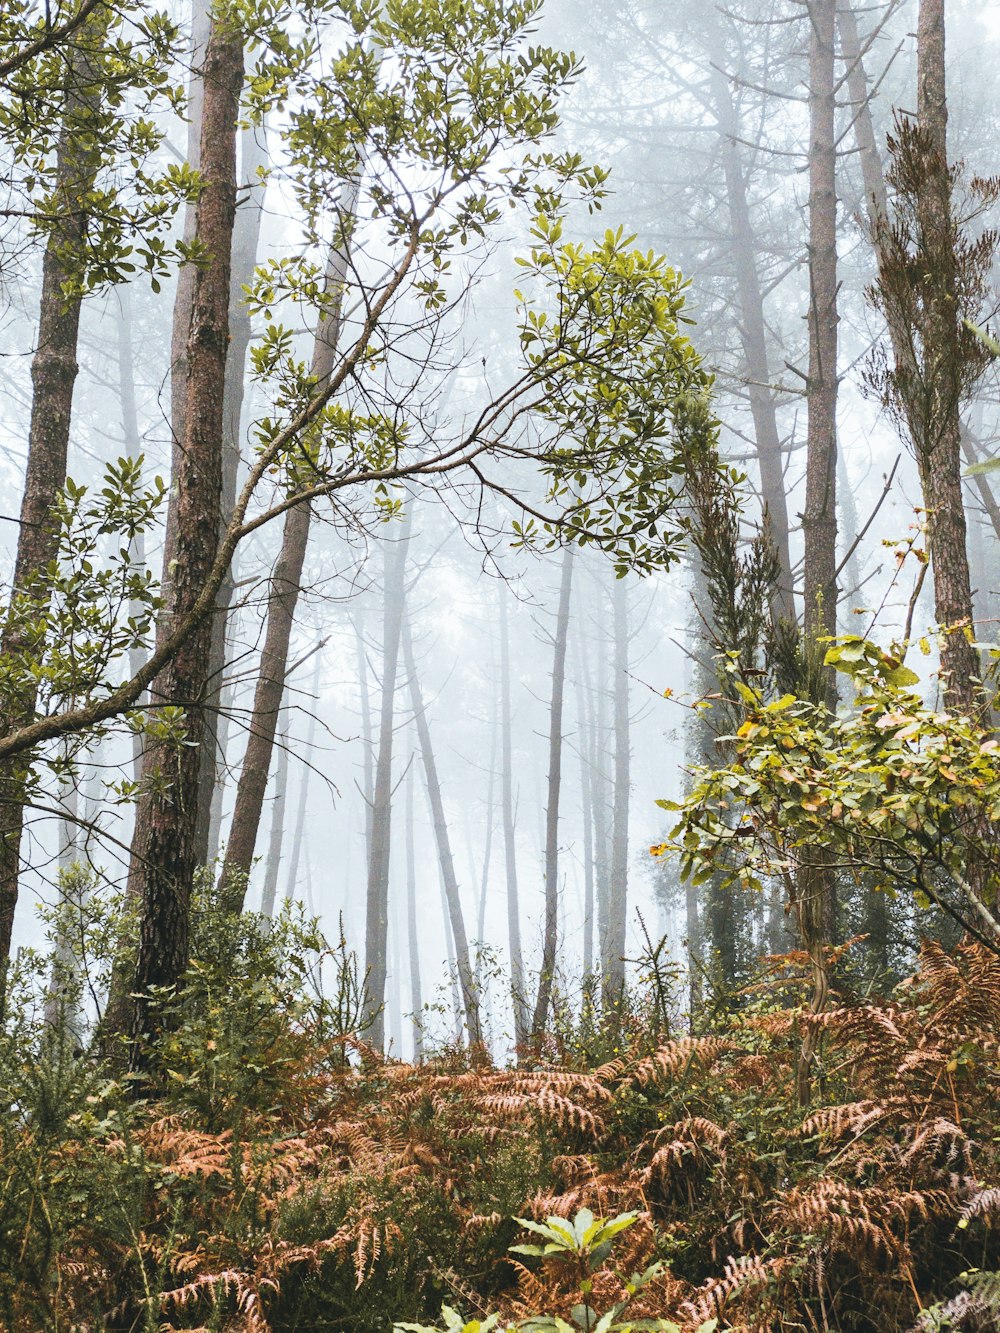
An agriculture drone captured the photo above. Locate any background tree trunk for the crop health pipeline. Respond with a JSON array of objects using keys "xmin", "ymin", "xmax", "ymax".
[{"xmin": 531, "ymin": 546, "xmax": 574, "ymax": 1040}]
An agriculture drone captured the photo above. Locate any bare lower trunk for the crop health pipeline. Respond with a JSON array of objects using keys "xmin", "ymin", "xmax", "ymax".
[
  {"xmin": 531, "ymin": 546, "xmax": 574, "ymax": 1040},
  {"xmin": 602, "ymin": 574, "xmax": 630, "ymax": 1017},
  {"xmin": 404, "ymin": 617, "xmax": 482, "ymax": 1048},
  {"xmin": 0, "ymin": 15, "xmax": 105, "ymax": 976},
  {"xmin": 405, "ymin": 767, "xmax": 423, "ymax": 1060},
  {"xmin": 283, "ymin": 651, "xmax": 321, "ymax": 906},
  {"xmin": 360, "ymin": 514, "xmax": 412, "ymax": 1048},
  {"xmin": 259, "ymin": 723, "xmax": 288, "ymax": 918},
  {"xmin": 499, "ymin": 583, "xmax": 528, "ymax": 1048},
  {"xmin": 797, "ymin": 0, "xmax": 840, "ymax": 1090},
  {"xmin": 125, "ymin": 18, "xmax": 244, "ymax": 1063}
]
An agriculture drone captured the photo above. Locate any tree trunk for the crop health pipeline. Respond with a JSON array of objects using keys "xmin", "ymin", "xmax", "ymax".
[
  {"xmin": 283, "ymin": 650, "xmax": 322, "ymax": 906},
  {"xmin": 802, "ymin": 0, "xmax": 840, "ymax": 690},
  {"xmin": 602, "ymin": 574, "xmax": 630, "ymax": 1018},
  {"xmin": 115, "ymin": 286, "xmax": 146, "ymax": 787},
  {"xmin": 498, "ymin": 582, "xmax": 529, "ymax": 1049},
  {"xmin": 259, "ymin": 722, "xmax": 288, "ymax": 918},
  {"xmin": 194, "ymin": 122, "xmax": 269, "ymax": 867},
  {"xmin": 0, "ymin": 12, "xmax": 106, "ymax": 975},
  {"xmin": 125, "ymin": 16, "xmax": 244, "ymax": 1062},
  {"xmin": 218, "ymin": 177, "xmax": 361, "ymax": 904},
  {"xmin": 405, "ymin": 765, "xmax": 423, "ymax": 1060},
  {"xmin": 531, "ymin": 546, "xmax": 574, "ymax": 1040},
  {"xmin": 705, "ymin": 15, "xmax": 794, "ymax": 620},
  {"xmin": 359, "ymin": 514, "xmax": 412, "ymax": 1048},
  {"xmin": 404, "ymin": 616, "xmax": 483, "ymax": 1048},
  {"xmin": 573, "ymin": 644, "xmax": 595, "ymax": 985},
  {"xmin": 912, "ymin": 0, "xmax": 980, "ymax": 713}
]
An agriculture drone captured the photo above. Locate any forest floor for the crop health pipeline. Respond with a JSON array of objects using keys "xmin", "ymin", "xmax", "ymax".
[{"xmin": 2, "ymin": 936, "xmax": 999, "ymax": 1332}]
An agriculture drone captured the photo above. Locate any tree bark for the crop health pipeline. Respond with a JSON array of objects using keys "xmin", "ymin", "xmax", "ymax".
[
  {"xmin": 218, "ymin": 178, "xmax": 361, "ymax": 904},
  {"xmin": 125, "ymin": 16, "xmax": 244, "ymax": 1061},
  {"xmin": 704, "ymin": 15, "xmax": 794, "ymax": 620},
  {"xmin": 912, "ymin": 0, "xmax": 981, "ymax": 713},
  {"xmin": 531, "ymin": 546, "xmax": 574, "ymax": 1040},
  {"xmin": 0, "ymin": 12, "xmax": 106, "ymax": 974},
  {"xmin": 404, "ymin": 616, "xmax": 483, "ymax": 1047},
  {"xmin": 802, "ymin": 0, "xmax": 840, "ymax": 688},
  {"xmin": 498, "ymin": 582, "xmax": 529, "ymax": 1048},
  {"xmin": 405, "ymin": 765, "xmax": 423, "ymax": 1060},
  {"xmin": 359, "ymin": 514, "xmax": 412, "ymax": 1048},
  {"xmin": 259, "ymin": 722, "xmax": 288, "ymax": 918},
  {"xmin": 194, "ymin": 123, "xmax": 269, "ymax": 867},
  {"xmin": 602, "ymin": 574, "xmax": 630, "ymax": 1017}
]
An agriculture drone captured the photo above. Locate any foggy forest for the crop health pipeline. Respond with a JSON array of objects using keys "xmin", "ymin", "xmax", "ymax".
[{"xmin": 0, "ymin": 0, "xmax": 998, "ymax": 1328}]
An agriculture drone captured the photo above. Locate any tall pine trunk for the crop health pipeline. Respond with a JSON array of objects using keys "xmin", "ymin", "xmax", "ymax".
[
  {"xmin": 219, "ymin": 178, "xmax": 361, "ymax": 904},
  {"xmin": 498, "ymin": 583, "xmax": 528, "ymax": 1048},
  {"xmin": 404, "ymin": 617, "xmax": 482, "ymax": 1048},
  {"xmin": 602, "ymin": 574, "xmax": 630, "ymax": 1017},
  {"xmin": 125, "ymin": 16, "xmax": 244, "ymax": 1062},
  {"xmin": 0, "ymin": 13, "xmax": 106, "ymax": 976},
  {"xmin": 360, "ymin": 513, "xmax": 412, "ymax": 1046},
  {"xmin": 531, "ymin": 546, "xmax": 574, "ymax": 1040}
]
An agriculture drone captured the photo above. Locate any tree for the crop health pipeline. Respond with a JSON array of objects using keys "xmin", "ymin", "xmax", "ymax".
[
  {"xmin": 531, "ymin": 545, "xmax": 573, "ymax": 1040},
  {"xmin": 867, "ymin": 0, "xmax": 996, "ymax": 717}
]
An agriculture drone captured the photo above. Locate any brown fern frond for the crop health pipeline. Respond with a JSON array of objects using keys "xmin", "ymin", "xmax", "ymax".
[{"xmin": 630, "ymin": 1036, "xmax": 737, "ymax": 1087}]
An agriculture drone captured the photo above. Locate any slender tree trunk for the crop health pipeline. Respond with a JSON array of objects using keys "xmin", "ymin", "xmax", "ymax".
[
  {"xmin": 474, "ymin": 705, "xmax": 497, "ymax": 984},
  {"xmin": 498, "ymin": 583, "xmax": 529, "ymax": 1048},
  {"xmin": 125, "ymin": 16, "xmax": 244, "ymax": 1061},
  {"xmin": 404, "ymin": 616, "xmax": 483, "ymax": 1048},
  {"xmin": 0, "ymin": 13, "xmax": 106, "ymax": 976},
  {"xmin": 796, "ymin": 0, "xmax": 840, "ymax": 1100},
  {"xmin": 194, "ymin": 123, "xmax": 269, "ymax": 866},
  {"xmin": 531, "ymin": 546, "xmax": 574, "ymax": 1040},
  {"xmin": 602, "ymin": 574, "xmax": 630, "ymax": 1017},
  {"xmin": 803, "ymin": 0, "xmax": 840, "ymax": 687},
  {"xmin": 115, "ymin": 287, "xmax": 146, "ymax": 787},
  {"xmin": 705, "ymin": 15, "xmax": 794, "ymax": 619},
  {"xmin": 573, "ymin": 644, "xmax": 595, "ymax": 984},
  {"xmin": 219, "ymin": 178, "xmax": 361, "ymax": 904},
  {"xmin": 355, "ymin": 611, "xmax": 375, "ymax": 869},
  {"xmin": 405, "ymin": 765, "xmax": 423, "ymax": 1060},
  {"xmin": 360, "ymin": 513, "xmax": 412, "ymax": 1048},
  {"xmin": 259, "ymin": 722, "xmax": 288, "ymax": 918},
  {"xmin": 283, "ymin": 650, "xmax": 321, "ymax": 906}
]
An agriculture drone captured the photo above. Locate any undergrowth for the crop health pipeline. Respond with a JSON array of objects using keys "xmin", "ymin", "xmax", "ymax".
[{"xmin": 0, "ymin": 894, "xmax": 997, "ymax": 1331}]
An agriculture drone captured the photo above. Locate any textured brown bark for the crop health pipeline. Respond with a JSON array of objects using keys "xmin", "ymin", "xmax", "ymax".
[
  {"xmin": 404, "ymin": 616, "xmax": 483, "ymax": 1048},
  {"xmin": 531, "ymin": 545, "xmax": 574, "ymax": 1040},
  {"xmin": 360, "ymin": 515, "xmax": 412, "ymax": 1048},
  {"xmin": 125, "ymin": 17, "xmax": 244, "ymax": 1061},
  {"xmin": 912, "ymin": 0, "xmax": 980, "ymax": 714},
  {"xmin": 219, "ymin": 178, "xmax": 360, "ymax": 904},
  {"xmin": 0, "ymin": 16, "xmax": 105, "ymax": 973},
  {"xmin": 802, "ymin": 0, "xmax": 840, "ymax": 679},
  {"xmin": 498, "ymin": 582, "xmax": 529, "ymax": 1049},
  {"xmin": 160, "ymin": 0, "xmax": 210, "ymax": 616},
  {"xmin": 602, "ymin": 574, "xmax": 630, "ymax": 1017},
  {"xmin": 194, "ymin": 123, "xmax": 269, "ymax": 867},
  {"xmin": 797, "ymin": 0, "xmax": 840, "ymax": 1095}
]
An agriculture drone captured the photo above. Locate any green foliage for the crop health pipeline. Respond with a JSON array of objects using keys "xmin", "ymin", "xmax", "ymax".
[{"xmin": 658, "ymin": 633, "xmax": 1000, "ymax": 947}]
